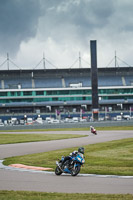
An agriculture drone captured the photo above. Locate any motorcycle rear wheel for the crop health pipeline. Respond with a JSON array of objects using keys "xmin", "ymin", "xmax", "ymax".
[
  {"xmin": 71, "ymin": 165, "xmax": 80, "ymax": 176},
  {"xmin": 55, "ymin": 166, "xmax": 62, "ymax": 175},
  {"xmin": 92, "ymin": 131, "xmax": 97, "ymax": 135}
]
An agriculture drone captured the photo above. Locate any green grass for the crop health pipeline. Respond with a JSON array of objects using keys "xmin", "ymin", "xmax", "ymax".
[
  {"xmin": 4, "ymin": 138, "xmax": 133, "ymax": 176},
  {"xmin": 0, "ymin": 125, "xmax": 132, "ymax": 144},
  {"xmin": 0, "ymin": 126, "xmax": 133, "ymax": 132},
  {"xmin": 96, "ymin": 126, "xmax": 133, "ymax": 131},
  {"xmin": 0, "ymin": 191, "xmax": 133, "ymax": 200},
  {"xmin": 0, "ymin": 133, "xmax": 86, "ymax": 144}
]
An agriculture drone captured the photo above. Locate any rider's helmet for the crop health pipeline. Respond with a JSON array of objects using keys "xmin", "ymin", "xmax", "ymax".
[{"xmin": 78, "ymin": 147, "xmax": 84, "ymax": 154}]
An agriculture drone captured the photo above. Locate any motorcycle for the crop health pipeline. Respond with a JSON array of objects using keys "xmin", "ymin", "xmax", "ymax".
[
  {"xmin": 55, "ymin": 153, "xmax": 85, "ymax": 176},
  {"xmin": 90, "ymin": 126, "xmax": 97, "ymax": 135}
]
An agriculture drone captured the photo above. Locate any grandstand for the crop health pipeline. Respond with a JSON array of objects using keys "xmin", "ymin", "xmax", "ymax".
[{"xmin": 0, "ymin": 66, "xmax": 133, "ymax": 116}]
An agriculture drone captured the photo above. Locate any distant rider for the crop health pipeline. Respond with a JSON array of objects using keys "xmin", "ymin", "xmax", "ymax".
[{"xmin": 90, "ymin": 126, "xmax": 97, "ymax": 134}]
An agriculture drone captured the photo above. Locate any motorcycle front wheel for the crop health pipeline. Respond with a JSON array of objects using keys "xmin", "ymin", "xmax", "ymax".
[
  {"xmin": 71, "ymin": 165, "xmax": 80, "ymax": 176},
  {"xmin": 55, "ymin": 166, "xmax": 62, "ymax": 175}
]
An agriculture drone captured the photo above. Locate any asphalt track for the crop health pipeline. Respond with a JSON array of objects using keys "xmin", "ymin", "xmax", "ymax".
[{"xmin": 0, "ymin": 130, "xmax": 133, "ymax": 194}]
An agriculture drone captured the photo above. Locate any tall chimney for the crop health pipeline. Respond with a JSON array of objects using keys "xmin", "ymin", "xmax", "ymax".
[{"xmin": 90, "ymin": 40, "xmax": 99, "ymax": 121}]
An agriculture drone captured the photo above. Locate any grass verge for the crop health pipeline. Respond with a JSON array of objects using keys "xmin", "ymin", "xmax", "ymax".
[
  {"xmin": 0, "ymin": 134, "xmax": 86, "ymax": 145},
  {"xmin": 0, "ymin": 126, "xmax": 133, "ymax": 132},
  {"xmin": 0, "ymin": 191, "xmax": 133, "ymax": 200},
  {"xmin": 4, "ymin": 138, "xmax": 133, "ymax": 176}
]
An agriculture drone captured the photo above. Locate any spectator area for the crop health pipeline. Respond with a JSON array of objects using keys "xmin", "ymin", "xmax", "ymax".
[{"xmin": 0, "ymin": 68, "xmax": 133, "ymax": 89}]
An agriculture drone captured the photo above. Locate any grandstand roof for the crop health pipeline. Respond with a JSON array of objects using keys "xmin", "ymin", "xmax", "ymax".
[{"xmin": 0, "ymin": 66, "xmax": 133, "ymax": 77}]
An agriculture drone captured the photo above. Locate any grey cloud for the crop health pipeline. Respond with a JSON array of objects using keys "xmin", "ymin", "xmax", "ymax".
[
  {"xmin": 0, "ymin": 0, "xmax": 133, "ymax": 65},
  {"xmin": 38, "ymin": 0, "xmax": 115, "ymax": 47},
  {"xmin": 0, "ymin": 0, "xmax": 41, "ymax": 55}
]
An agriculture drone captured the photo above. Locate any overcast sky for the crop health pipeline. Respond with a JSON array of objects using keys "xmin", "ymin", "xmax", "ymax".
[{"xmin": 0, "ymin": 0, "xmax": 133, "ymax": 69}]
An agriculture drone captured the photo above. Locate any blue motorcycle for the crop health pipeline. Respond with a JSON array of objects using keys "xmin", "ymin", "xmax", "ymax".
[{"xmin": 55, "ymin": 153, "xmax": 85, "ymax": 176}]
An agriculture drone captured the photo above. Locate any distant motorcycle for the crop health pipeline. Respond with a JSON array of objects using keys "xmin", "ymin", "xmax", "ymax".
[
  {"xmin": 90, "ymin": 126, "xmax": 97, "ymax": 135},
  {"xmin": 55, "ymin": 153, "xmax": 85, "ymax": 176}
]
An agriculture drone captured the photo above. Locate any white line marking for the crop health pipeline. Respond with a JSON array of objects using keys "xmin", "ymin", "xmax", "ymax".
[{"xmin": 0, "ymin": 160, "xmax": 133, "ymax": 179}]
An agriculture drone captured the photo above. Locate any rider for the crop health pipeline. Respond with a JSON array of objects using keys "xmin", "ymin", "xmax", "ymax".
[
  {"xmin": 61, "ymin": 147, "xmax": 85, "ymax": 167},
  {"xmin": 90, "ymin": 125, "xmax": 96, "ymax": 133}
]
